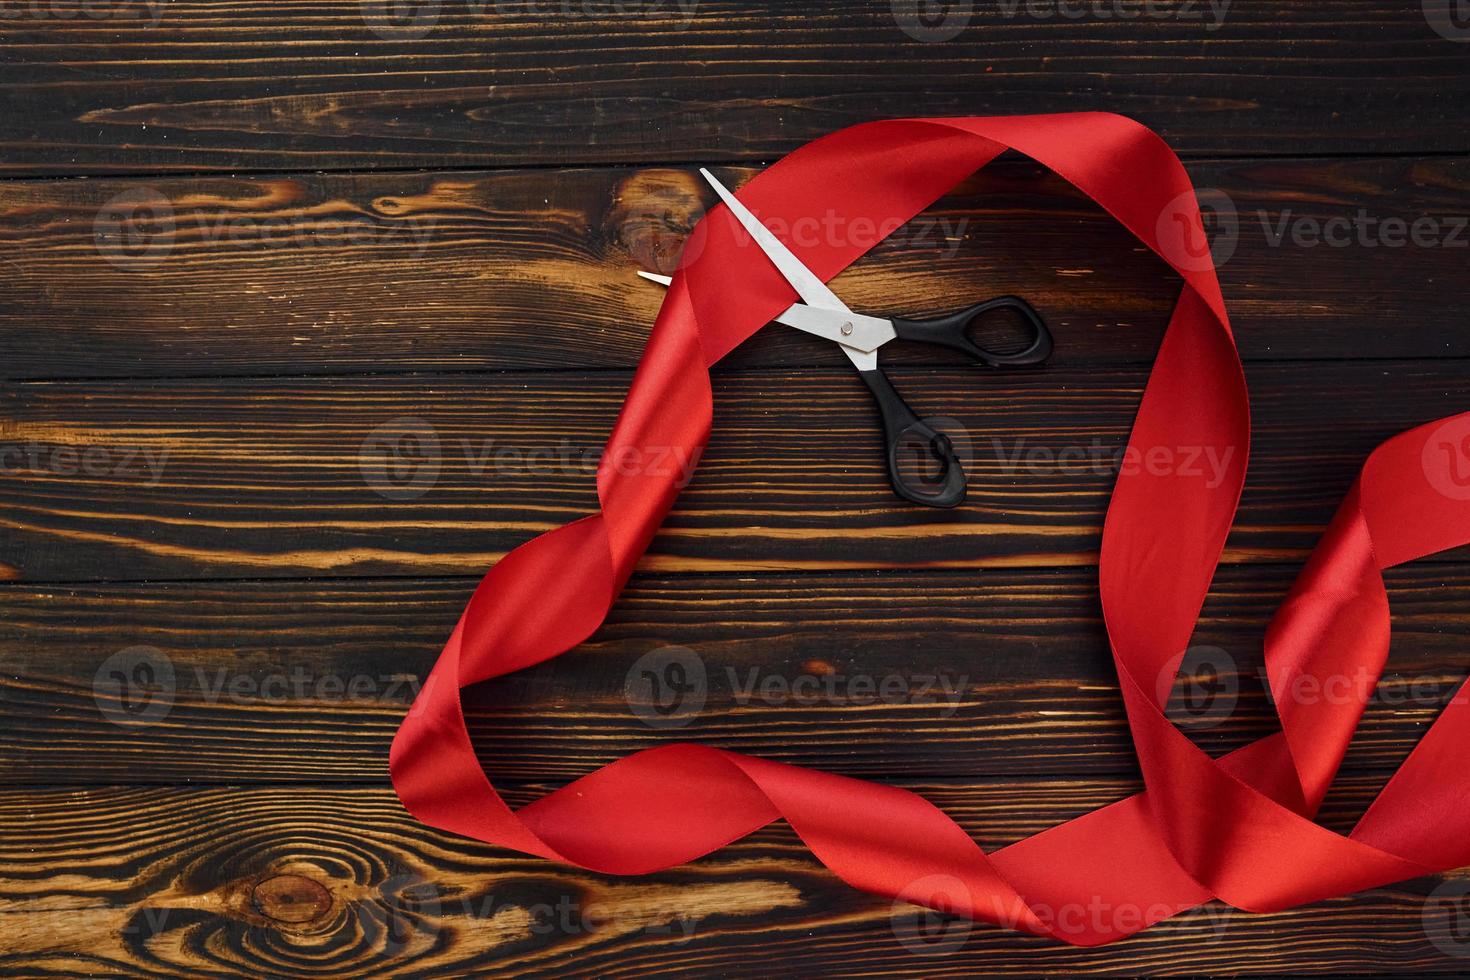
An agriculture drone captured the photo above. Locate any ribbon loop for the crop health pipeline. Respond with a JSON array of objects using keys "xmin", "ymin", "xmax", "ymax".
[{"xmin": 392, "ymin": 113, "xmax": 1470, "ymax": 945}]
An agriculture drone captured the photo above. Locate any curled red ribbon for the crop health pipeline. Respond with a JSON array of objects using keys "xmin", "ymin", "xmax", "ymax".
[{"xmin": 391, "ymin": 113, "xmax": 1470, "ymax": 945}]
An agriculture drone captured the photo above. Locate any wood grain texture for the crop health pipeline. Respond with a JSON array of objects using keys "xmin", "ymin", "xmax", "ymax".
[
  {"xmin": 2, "ymin": 783, "xmax": 1469, "ymax": 977},
  {"xmin": 3, "ymin": 2, "xmax": 1469, "ymax": 174},
  {"xmin": 4, "ymin": 563, "xmax": 1466, "ymax": 784},
  {"xmin": 1, "ymin": 361, "xmax": 1466, "ymax": 583},
  {"xmin": 3, "ymin": 156, "xmax": 1470, "ymax": 380},
  {"xmin": 5, "ymin": 2, "xmax": 1470, "ymax": 971}
]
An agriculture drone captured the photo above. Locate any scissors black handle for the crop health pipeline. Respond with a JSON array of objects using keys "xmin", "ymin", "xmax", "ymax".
[
  {"xmin": 890, "ymin": 295, "xmax": 1052, "ymax": 367},
  {"xmin": 857, "ymin": 369, "xmax": 967, "ymax": 509}
]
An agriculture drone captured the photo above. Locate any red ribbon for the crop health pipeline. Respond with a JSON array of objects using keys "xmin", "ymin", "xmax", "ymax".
[{"xmin": 391, "ymin": 113, "xmax": 1470, "ymax": 944}]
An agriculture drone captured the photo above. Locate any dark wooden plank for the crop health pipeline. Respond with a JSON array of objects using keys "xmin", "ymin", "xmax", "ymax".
[
  {"xmin": 3, "ymin": 6, "xmax": 1462, "ymax": 977},
  {"xmin": 1, "ymin": 782, "xmax": 1467, "ymax": 977},
  {"xmin": 3, "ymin": 156, "xmax": 1470, "ymax": 380},
  {"xmin": 3, "ymin": 563, "xmax": 1465, "ymax": 784},
  {"xmin": 2, "ymin": 2, "xmax": 1468, "ymax": 174},
  {"xmin": 1, "ymin": 360, "xmax": 1466, "ymax": 584}
]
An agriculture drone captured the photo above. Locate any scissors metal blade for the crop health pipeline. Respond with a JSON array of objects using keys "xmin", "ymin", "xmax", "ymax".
[
  {"xmin": 636, "ymin": 271, "xmax": 893, "ymax": 355},
  {"xmin": 698, "ymin": 168, "xmax": 856, "ymax": 317}
]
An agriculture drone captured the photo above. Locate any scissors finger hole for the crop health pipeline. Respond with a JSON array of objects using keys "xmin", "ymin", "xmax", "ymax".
[{"xmin": 964, "ymin": 304, "xmax": 1044, "ymax": 356}]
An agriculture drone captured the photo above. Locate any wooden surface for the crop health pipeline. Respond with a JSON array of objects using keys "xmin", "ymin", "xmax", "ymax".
[{"xmin": 3, "ymin": 3, "xmax": 1469, "ymax": 976}]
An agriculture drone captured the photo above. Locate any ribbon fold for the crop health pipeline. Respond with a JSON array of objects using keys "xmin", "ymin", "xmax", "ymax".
[{"xmin": 392, "ymin": 113, "xmax": 1470, "ymax": 945}]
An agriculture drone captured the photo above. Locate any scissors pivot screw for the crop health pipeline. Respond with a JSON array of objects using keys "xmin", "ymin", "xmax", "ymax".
[{"xmin": 840, "ymin": 321, "xmax": 854, "ymax": 336}]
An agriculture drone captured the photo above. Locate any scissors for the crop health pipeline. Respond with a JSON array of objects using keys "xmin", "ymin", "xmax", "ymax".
[{"xmin": 638, "ymin": 168, "xmax": 1053, "ymax": 508}]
